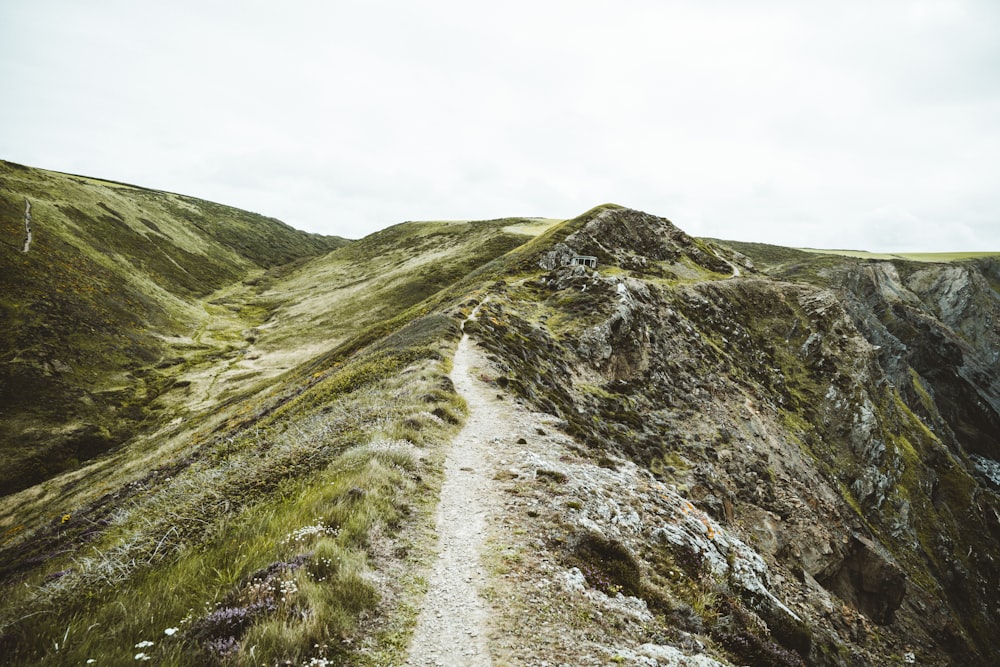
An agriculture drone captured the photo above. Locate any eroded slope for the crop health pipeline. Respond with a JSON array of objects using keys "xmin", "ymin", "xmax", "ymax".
[{"xmin": 466, "ymin": 206, "xmax": 1000, "ymax": 665}]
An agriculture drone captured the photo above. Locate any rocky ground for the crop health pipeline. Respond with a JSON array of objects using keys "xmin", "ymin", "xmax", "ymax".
[
  {"xmin": 408, "ymin": 319, "xmax": 803, "ymax": 666},
  {"xmin": 421, "ymin": 206, "xmax": 1000, "ymax": 666}
]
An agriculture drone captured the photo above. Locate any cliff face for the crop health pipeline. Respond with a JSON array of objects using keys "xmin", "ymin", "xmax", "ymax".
[
  {"xmin": 829, "ymin": 260, "xmax": 1000, "ymax": 465},
  {"xmin": 470, "ymin": 206, "xmax": 1000, "ymax": 665}
]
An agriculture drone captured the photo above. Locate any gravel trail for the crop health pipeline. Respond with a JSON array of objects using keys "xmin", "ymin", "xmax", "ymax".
[{"xmin": 405, "ymin": 314, "xmax": 503, "ymax": 666}]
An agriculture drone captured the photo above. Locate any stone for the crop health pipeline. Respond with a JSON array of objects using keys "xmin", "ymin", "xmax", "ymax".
[{"xmin": 815, "ymin": 534, "xmax": 906, "ymax": 625}]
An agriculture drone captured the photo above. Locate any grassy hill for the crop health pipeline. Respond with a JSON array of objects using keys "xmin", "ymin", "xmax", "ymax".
[
  {"xmin": 0, "ymin": 160, "xmax": 347, "ymax": 494},
  {"xmin": 713, "ymin": 238, "xmax": 1000, "ymax": 276},
  {"xmin": 0, "ymin": 163, "xmax": 543, "ymax": 664}
]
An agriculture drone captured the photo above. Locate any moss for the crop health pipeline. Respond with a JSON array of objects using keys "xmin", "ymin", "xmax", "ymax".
[
  {"xmin": 907, "ymin": 368, "xmax": 937, "ymax": 415},
  {"xmin": 864, "ymin": 391, "xmax": 1000, "ymax": 653}
]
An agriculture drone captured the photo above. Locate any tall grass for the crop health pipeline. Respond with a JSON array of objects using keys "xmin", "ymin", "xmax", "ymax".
[{"xmin": 0, "ymin": 315, "xmax": 465, "ymax": 666}]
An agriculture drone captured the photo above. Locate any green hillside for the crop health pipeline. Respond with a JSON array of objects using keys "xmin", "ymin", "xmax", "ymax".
[
  {"xmin": 0, "ymin": 165, "xmax": 539, "ymax": 664},
  {"xmin": 0, "ymin": 160, "xmax": 347, "ymax": 494}
]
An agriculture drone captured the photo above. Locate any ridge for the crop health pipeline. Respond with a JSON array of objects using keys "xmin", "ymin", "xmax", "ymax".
[{"xmin": 0, "ymin": 163, "xmax": 997, "ymax": 665}]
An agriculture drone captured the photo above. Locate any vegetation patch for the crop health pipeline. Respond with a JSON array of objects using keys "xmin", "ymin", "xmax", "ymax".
[
  {"xmin": 568, "ymin": 532, "xmax": 641, "ymax": 597},
  {"xmin": 0, "ymin": 160, "xmax": 342, "ymax": 493},
  {"xmin": 0, "ymin": 304, "xmax": 466, "ymax": 665}
]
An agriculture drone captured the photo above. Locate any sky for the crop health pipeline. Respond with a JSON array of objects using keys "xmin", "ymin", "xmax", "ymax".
[{"xmin": 2, "ymin": 1, "xmax": 999, "ymax": 251}]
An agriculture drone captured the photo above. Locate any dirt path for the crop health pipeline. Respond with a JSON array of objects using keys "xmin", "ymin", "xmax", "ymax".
[
  {"xmin": 405, "ymin": 306, "xmax": 725, "ymax": 665},
  {"xmin": 711, "ymin": 246, "xmax": 741, "ymax": 278},
  {"xmin": 405, "ymin": 314, "xmax": 502, "ymax": 666},
  {"xmin": 22, "ymin": 198, "xmax": 32, "ymax": 253}
]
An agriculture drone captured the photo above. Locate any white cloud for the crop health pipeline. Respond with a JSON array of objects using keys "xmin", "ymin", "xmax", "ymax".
[{"xmin": 1, "ymin": 0, "xmax": 998, "ymax": 249}]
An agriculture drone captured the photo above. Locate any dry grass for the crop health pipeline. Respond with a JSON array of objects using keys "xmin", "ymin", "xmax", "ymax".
[
  {"xmin": 0, "ymin": 184, "xmax": 535, "ymax": 664},
  {"xmin": 502, "ymin": 218, "xmax": 564, "ymax": 237},
  {"xmin": 0, "ymin": 333, "xmax": 465, "ymax": 665}
]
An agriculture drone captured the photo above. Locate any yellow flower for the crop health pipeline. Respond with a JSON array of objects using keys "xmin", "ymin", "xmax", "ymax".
[{"xmin": 61, "ymin": 514, "xmax": 71, "ymax": 524}]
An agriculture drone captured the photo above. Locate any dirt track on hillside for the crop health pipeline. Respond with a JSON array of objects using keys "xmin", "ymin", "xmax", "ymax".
[
  {"xmin": 403, "ymin": 305, "xmax": 703, "ymax": 666},
  {"xmin": 405, "ymin": 313, "xmax": 499, "ymax": 666}
]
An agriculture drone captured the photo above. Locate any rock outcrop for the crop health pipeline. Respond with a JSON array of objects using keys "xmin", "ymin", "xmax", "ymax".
[
  {"xmin": 814, "ymin": 534, "xmax": 906, "ymax": 626},
  {"xmin": 472, "ymin": 206, "xmax": 1000, "ymax": 665}
]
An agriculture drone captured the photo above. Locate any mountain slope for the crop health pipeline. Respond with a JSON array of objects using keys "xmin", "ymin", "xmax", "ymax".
[
  {"xmin": 0, "ymin": 160, "xmax": 347, "ymax": 494},
  {"xmin": 0, "ymin": 185, "xmax": 998, "ymax": 666},
  {"xmin": 465, "ymin": 208, "xmax": 1000, "ymax": 664},
  {"xmin": 0, "ymin": 163, "xmax": 543, "ymax": 665}
]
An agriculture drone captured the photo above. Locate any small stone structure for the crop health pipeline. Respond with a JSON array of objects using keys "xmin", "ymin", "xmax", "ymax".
[{"xmin": 570, "ymin": 255, "xmax": 598, "ymax": 268}]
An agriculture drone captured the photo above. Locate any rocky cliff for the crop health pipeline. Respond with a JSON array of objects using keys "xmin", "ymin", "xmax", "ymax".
[{"xmin": 469, "ymin": 205, "xmax": 1000, "ymax": 665}]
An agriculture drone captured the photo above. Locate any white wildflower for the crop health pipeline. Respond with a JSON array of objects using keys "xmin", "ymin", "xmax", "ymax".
[
  {"xmin": 281, "ymin": 522, "xmax": 337, "ymax": 544},
  {"xmin": 134, "ymin": 652, "xmax": 151, "ymax": 661},
  {"xmin": 164, "ymin": 627, "xmax": 178, "ymax": 636},
  {"xmin": 134, "ymin": 640, "xmax": 154, "ymax": 648}
]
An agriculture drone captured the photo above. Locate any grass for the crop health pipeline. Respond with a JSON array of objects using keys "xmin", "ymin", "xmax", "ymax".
[
  {"xmin": 245, "ymin": 217, "xmax": 527, "ymax": 361},
  {"xmin": 0, "ymin": 311, "xmax": 465, "ymax": 665},
  {"xmin": 797, "ymin": 248, "xmax": 1000, "ymax": 262},
  {"xmin": 0, "ymin": 161, "xmax": 527, "ymax": 496},
  {"xmin": 717, "ymin": 238, "xmax": 1000, "ymax": 284},
  {"xmin": 501, "ymin": 218, "xmax": 563, "ymax": 237},
  {"xmin": 716, "ymin": 237, "xmax": 1000, "ymax": 267},
  {"xmin": 0, "ymin": 160, "xmax": 343, "ymax": 495}
]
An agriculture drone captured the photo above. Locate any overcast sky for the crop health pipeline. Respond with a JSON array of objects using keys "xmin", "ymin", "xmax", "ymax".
[{"xmin": 2, "ymin": 1, "xmax": 998, "ymax": 250}]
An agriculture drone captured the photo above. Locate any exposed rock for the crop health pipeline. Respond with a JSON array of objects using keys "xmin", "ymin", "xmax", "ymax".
[
  {"xmin": 971, "ymin": 454, "xmax": 1000, "ymax": 488},
  {"xmin": 22, "ymin": 197, "xmax": 32, "ymax": 253},
  {"xmin": 815, "ymin": 534, "xmax": 907, "ymax": 625},
  {"xmin": 473, "ymin": 208, "xmax": 1000, "ymax": 664},
  {"xmin": 538, "ymin": 205, "xmax": 737, "ymax": 276},
  {"xmin": 538, "ymin": 242, "xmax": 580, "ymax": 271},
  {"xmin": 609, "ymin": 643, "xmax": 730, "ymax": 667},
  {"xmin": 829, "ymin": 258, "xmax": 1000, "ymax": 461}
]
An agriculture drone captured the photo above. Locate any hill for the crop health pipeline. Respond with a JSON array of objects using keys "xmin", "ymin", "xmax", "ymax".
[
  {"xmin": 0, "ymin": 160, "xmax": 348, "ymax": 494},
  {"xmin": 0, "ymin": 174, "xmax": 998, "ymax": 666}
]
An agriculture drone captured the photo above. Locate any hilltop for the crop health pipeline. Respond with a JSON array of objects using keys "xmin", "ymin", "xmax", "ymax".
[{"xmin": 0, "ymin": 166, "xmax": 998, "ymax": 666}]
